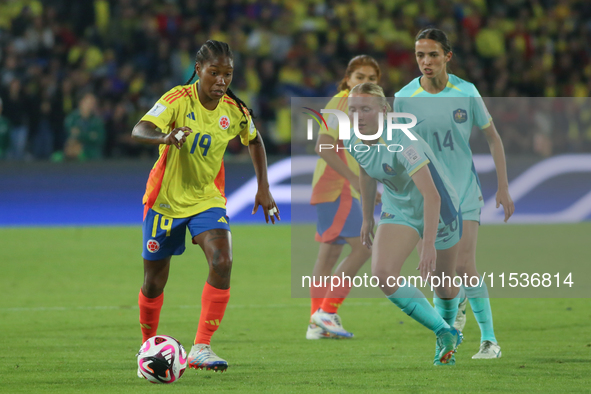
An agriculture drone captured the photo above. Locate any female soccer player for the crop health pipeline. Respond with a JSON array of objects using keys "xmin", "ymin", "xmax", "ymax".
[
  {"xmin": 338, "ymin": 82, "xmax": 463, "ymax": 365},
  {"xmin": 394, "ymin": 28, "xmax": 514, "ymax": 359},
  {"xmin": 308, "ymin": 55, "xmax": 381, "ymax": 339},
  {"xmin": 131, "ymin": 40, "xmax": 279, "ymax": 373}
]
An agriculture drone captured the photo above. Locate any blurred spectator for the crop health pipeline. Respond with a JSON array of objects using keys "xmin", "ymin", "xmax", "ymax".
[
  {"xmin": 0, "ymin": 98, "xmax": 10, "ymax": 159},
  {"xmin": 1, "ymin": 79, "xmax": 29, "ymax": 159},
  {"xmin": 0, "ymin": 0, "xmax": 590, "ymax": 159},
  {"xmin": 62, "ymin": 93, "xmax": 105, "ymax": 161}
]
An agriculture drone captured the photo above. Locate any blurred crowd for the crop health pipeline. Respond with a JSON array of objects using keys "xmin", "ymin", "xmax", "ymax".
[{"xmin": 1, "ymin": 0, "xmax": 591, "ymax": 161}]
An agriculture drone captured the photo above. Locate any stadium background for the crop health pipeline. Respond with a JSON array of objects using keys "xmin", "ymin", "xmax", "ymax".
[
  {"xmin": 1, "ymin": 0, "xmax": 591, "ymax": 226},
  {"xmin": 2, "ymin": 1, "xmax": 591, "ymax": 392}
]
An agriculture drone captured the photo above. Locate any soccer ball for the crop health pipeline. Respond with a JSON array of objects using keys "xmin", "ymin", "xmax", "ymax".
[{"xmin": 137, "ymin": 335, "xmax": 187, "ymax": 384}]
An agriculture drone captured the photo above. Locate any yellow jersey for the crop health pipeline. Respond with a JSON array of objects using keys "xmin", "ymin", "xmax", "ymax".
[
  {"xmin": 310, "ymin": 89, "xmax": 360, "ymax": 204},
  {"xmin": 140, "ymin": 82, "xmax": 257, "ymax": 218}
]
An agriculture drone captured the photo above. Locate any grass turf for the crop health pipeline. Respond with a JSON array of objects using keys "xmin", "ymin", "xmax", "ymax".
[{"xmin": 1, "ymin": 224, "xmax": 590, "ymax": 393}]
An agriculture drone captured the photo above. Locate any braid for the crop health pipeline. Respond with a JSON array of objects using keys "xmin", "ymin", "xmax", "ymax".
[
  {"xmin": 226, "ymin": 88, "xmax": 254, "ymax": 127},
  {"xmin": 185, "ymin": 70, "xmax": 196, "ymax": 85},
  {"xmin": 191, "ymin": 39, "xmax": 255, "ymax": 125}
]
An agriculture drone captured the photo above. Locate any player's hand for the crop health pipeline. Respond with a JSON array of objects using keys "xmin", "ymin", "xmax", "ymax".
[
  {"xmin": 496, "ymin": 187, "xmax": 514, "ymax": 222},
  {"xmin": 417, "ymin": 242, "xmax": 436, "ymax": 281},
  {"xmin": 375, "ymin": 191, "xmax": 382, "ymax": 206},
  {"xmin": 360, "ymin": 218, "xmax": 375, "ymax": 249},
  {"xmin": 163, "ymin": 126, "xmax": 193, "ymax": 150},
  {"xmin": 252, "ymin": 187, "xmax": 280, "ymax": 224}
]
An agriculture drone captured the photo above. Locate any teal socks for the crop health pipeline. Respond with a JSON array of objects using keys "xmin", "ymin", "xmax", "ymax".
[
  {"xmin": 464, "ymin": 280, "xmax": 497, "ymax": 343},
  {"xmin": 433, "ymin": 289, "xmax": 462, "ymax": 327},
  {"xmin": 387, "ymin": 284, "xmax": 449, "ymax": 336}
]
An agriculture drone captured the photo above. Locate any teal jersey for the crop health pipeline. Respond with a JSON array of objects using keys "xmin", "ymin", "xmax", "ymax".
[
  {"xmin": 394, "ymin": 74, "xmax": 491, "ymax": 212},
  {"xmin": 343, "ymin": 126, "xmax": 459, "ymax": 226}
]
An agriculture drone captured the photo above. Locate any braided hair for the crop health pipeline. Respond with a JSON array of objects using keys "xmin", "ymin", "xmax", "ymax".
[{"xmin": 186, "ymin": 40, "xmax": 254, "ymax": 127}]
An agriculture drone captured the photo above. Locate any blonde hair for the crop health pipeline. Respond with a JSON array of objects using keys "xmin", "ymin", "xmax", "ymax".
[{"xmin": 349, "ymin": 82, "xmax": 392, "ymax": 111}]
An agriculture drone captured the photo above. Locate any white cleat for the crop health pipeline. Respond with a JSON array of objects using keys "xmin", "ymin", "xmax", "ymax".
[
  {"xmin": 187, "ymin": 344, "xmax": 228, "ymax": 372},
  {"xmin": 472, "ymin": 340, "xmax": 502, "ymax": 359},
  {"xmin": 311, "ymin": 309, "xmax": 354, "ymax": 338},
  {"xmin": 306, "ymin": 323, "xmax": 335, "ymax": 339},
  {"xmin": 453, "ymin": 296, "xmax": 468, "ymax": 332}
]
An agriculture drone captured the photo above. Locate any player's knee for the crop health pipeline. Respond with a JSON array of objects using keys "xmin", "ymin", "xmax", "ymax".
[
  {"xmin": 455, "ymin": 251, "xmax": 476, "ymax": 276},
  {"xmin": 211, "ymin": 252, "xmax": 233, "ymax": 278},
  {"xmin": 143, "ymin": 276, "xmax": 166, "ymax": 298},
  {"xmin": 371, "ymin": 268, "xmax": 391, "ymax": 286}
]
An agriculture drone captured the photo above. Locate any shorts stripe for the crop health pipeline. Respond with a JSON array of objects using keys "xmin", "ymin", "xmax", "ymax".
[{"xmin": 315, "ymin": 186, "xmax": 352, "ymax": 243}]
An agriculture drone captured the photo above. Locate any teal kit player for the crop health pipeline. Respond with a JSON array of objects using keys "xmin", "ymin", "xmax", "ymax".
[
  {"xmin": 345, "ymin": 82, "xmax": 463, "ymax": 366},
  {"xmin": 394, "ymin": 74, "xmax": 490, "ymax": 216},
  {"xmin": 394, "ymin": 28, "xmax": 515, "ymax": 359}
]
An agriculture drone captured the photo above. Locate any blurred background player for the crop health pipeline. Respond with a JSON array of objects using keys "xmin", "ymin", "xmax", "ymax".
[
  {"xmin": 307, "ymin": 55, "xmax": 381, "ymax": 339},
  {"xmin": 344, "ymin": 82, "xmax": 462, "ymax": 365},
  {"xmin": 132, "ymin": 40, "xmax": 280, "ymax": 374},
  {"xmin": 394, "ymin": 28, "xmax": 515, "ymax": 359}
]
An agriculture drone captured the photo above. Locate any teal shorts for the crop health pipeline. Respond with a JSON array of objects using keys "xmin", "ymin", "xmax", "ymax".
[
  {"xmin": 461, "ymin": 208, "xmax": 480, "ymax": 223},
  {"xmin": 378, "ymin": 210, "xmax": 463, "ymax": 250}
]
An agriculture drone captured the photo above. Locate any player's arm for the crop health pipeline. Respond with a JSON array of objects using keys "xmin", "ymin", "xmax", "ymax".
[
  {"xmin": 248, "ymin": 131, "xmax": 280, "ymax": 224},
  {"xmin": 411, "ymin": 165, "xmax": 440, "ymax": 280},
  {"xmin": 482, "ymin": 121, "xmax": 514, "ymax": 222},
  {"xmin": 315, "ymin": 134, "xmax": 360, "ymax": 192},
  {"xmin": 131, "ymin": 120, "xmax": 192, "ymax": 150},
  {"xmin": 359, "ymin": 167, "xmax": 377, "ymax": 248}
]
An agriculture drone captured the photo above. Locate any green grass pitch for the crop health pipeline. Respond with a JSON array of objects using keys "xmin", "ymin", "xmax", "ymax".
[{"xmin": 1, "ymin": 224, "xmax": 590, "ymax": 393}]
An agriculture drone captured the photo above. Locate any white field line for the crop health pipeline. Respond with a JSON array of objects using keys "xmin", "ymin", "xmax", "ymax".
[{"xmin": 0, "ymin": 301, "xmax": 386, "ymax": 313}]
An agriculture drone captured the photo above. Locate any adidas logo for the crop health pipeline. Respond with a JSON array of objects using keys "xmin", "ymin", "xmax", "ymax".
[
  {"xmin": 186, "ymin": 112, "xmax": 196, "ymax": 120},
  {"xmin": 218, "ymin": 217, "xmax": 227, "ymax": 223},
  {"xmin": 205, "ymin": 319, "xmax": 220, "ymax": 326}
]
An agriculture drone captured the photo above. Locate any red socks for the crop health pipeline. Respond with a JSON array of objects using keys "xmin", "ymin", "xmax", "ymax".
[
  {"xmin": 320, "ymin": 282, "xmax": 352, "ymax": 313},
  {"xmin": 138, "ymin": 290, "xmax": 164, "ymax": 343},
  {"xmin": 194, "ymin": 282, "xmax": 230, "ymax": 345}
]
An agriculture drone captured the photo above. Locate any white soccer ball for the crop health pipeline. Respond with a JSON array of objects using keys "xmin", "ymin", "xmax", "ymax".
[{"xmin": 137, "ymin": 335, "xmax": 187, "ymax": 384}]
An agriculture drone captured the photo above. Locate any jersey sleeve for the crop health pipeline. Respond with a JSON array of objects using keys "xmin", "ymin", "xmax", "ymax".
[
  {"xmin": 140, "ymin": 87, "xmax": 182, "ymax": 132},
  {"xmin": 471, "ymin": 85, "xmax": 492, "ymax": 129},
  {"xmin": 398, "ymin": 142, "xmax": 430, "ymax": 177},
  {"xmin": 239, "ymin": 112, "xmax": 258, "ymax": 146},
  {"xmin": 320, "ymin": 94, "xmax": 347, "ymax": 139}
]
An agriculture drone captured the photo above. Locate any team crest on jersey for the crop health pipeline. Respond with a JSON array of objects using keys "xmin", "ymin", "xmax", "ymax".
[
  {"xmin": 381, "ymin": 212, "xmax": 395, "ymax": 219},
  {"xmin": 147, "ymin": 239, "xmax": 160, "ymax": 253},
  {"xmin": 382, "ymin": 163, "xmax": 397, "ymax": 176},
  {"xmin": 219, "ymin": 115, "xmax": 230, "ymax": 130},
  {"xmin": 453, "ymin": 109, "xmax": 467, "ymax": 124}
]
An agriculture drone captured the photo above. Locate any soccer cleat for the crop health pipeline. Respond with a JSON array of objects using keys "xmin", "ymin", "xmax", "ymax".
[
  {"xmin": 306, "ymin": 323, "xmax": 335, "ymax": 339},
  {"xmin": 187, "ymin": 344, "xmax": 228, "ymax": 372},
  {"xmin": 433, "ymin": 340, "xmax": 456, "ymax": 366},
  {"xmin": 453, "ymin": 296, "xmax": 468, "ymax": 332},
  {"xmin": 436, "ymin": 328, "xmax": 463, "ymax": 364},
  {"xmin": 472, "ymin": 340, "xmax": 502, "ymax": 359},
  {"xmin": 311, "ymin": 309, "xmax": 354, "ymax": 338}
]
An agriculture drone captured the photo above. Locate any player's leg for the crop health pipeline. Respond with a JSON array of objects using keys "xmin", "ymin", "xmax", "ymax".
[
  {"xmin": 187, "ymin": 209, "xmax": 233, "ymax": 371},
  {"xmin": 432, "ymin": 216, "xmax": 462, "ymax": 328},
  {"xmin": 139, "ymin": 257, "xmax": 171, "ymax": 343},
  {"xmin": 313, "ymin": 236, "xmax": 371, "ymax": 338},
  {"xmin": 139, "ymin": 208, "xmax": 187, "ymax": 343},
  {"xmin": 307, "ymin": 242, "xmax": 343, "ymax": 339},
  {"xmin": 373, "ymin": 223, "xmax": 461, "ymax": 365},
  {"xmin": 431, "ymin": 217, "xmax": 463, "ymax": 365},
  {"xmin": 456, "ymin": 217, "xmax": 500, "ymax": 359}
]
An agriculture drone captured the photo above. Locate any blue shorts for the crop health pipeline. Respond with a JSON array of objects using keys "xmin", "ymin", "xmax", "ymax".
[
  {"xmin": 315, "ymin": 196, "xmax": 363, "ymax": 245},
  {"xmin": 142, "ymin": 208, "xmax": 231, "ymax": 260}
]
